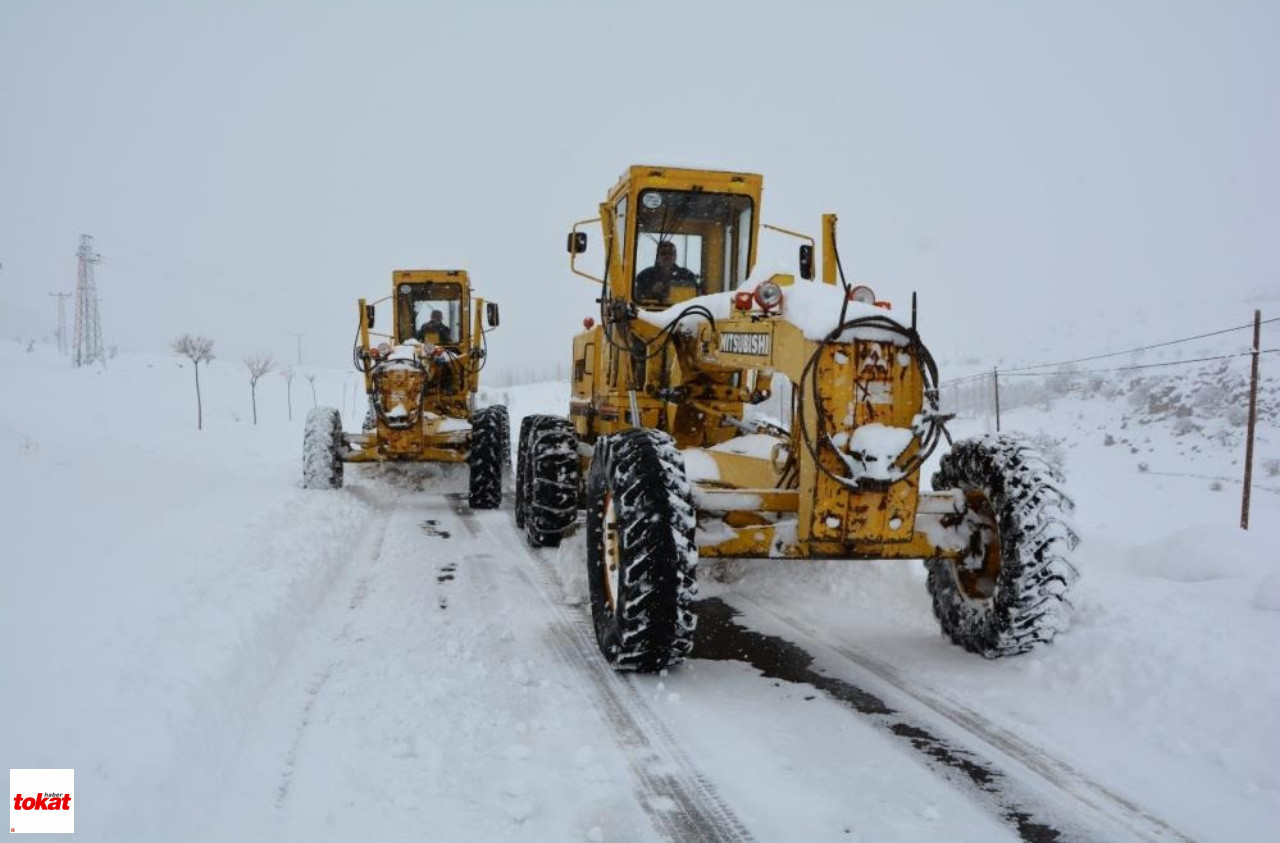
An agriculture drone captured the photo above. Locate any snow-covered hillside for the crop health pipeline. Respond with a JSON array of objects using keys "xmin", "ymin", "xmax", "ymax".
[{"xmin": 2, "ymin": 340, "xmax": 1277, "ymax": 841}]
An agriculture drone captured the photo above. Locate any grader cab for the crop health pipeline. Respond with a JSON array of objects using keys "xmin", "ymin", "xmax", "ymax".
[
  {"xmin": 517, "ymin": 165, "xmax": 1080, "ymax": 671},
  {"xmin": 302, "ymin": 269, "xmax": 509, "ymax": 509}
]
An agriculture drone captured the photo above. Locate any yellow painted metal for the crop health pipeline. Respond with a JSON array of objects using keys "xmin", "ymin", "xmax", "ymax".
[
  {"xmin": 688, "ymin": 449, "xmax": 782, "ymax": 490},
  {"xmin": 358, "ymin": 297, "xmax": 373, "ymax": 394},
  {"xmin": 339, "ymin": 268, "xmax": 496, "ymax": 467},
  {"xmin": 601, "ymin": 165, "xmax": 764, "ymax": 303},
  {"xmin": 697, "ymin": 522, "xmax": 802, "ymax": 559},
  {"xmin": 569, "ymin": 216, "xmax": 604, "ymax": 283},
  {"xmin": 822, "ymin": 213, "xmax": 838, "ymax": 285},
  {"xmin": 760, "ymin": 222, "xmax": 816, "ymax": 256},
  {"xmin": 347, "ymin": 446, "xmax": 467, "ymax": 464}
]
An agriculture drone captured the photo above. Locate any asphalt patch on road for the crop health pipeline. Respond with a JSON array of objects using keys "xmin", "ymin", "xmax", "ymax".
[{"xmin": 691, "ymin": 597, "xmax": 1062, "ymax": 843}]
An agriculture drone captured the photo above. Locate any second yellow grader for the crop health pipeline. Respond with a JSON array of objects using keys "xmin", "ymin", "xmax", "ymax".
[{"xmin": 304, "ymin": 269, "xmax": 508, "ymax": 508}]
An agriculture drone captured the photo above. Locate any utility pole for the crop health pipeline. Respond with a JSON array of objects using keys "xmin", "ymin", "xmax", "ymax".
[
  {"xmin": 292, "ymin": 332, "xmax": 304, "ymax": 365},
  {"xmin": 48, "ymin": 291, "xmax": 72, "ymax": 354},
  {"xmin": 1241, "ymin": 310, "xmax": 1261, "ymax": 530},
  {"xmin": 72, "ymin": 234, "xmax": 105, "ymax": 367},
  {"xmin": 992, "ymin": 367, "xmax": 1002, "ymax": 432}
]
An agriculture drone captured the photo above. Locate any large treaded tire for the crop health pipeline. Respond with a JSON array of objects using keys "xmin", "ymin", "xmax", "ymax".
[
  {"xmin": 302, "ymin": 407, "xmax": 344, "ymax": 490},
  {"xmin": 586, "ymin": 428, "xmax": 698, "ymax": 672},
  {"xmin": 515, "ymin": 415, "xmax": 535, "ymax": 528},
  {"xmin": 468, "ymin": 405, "xmax": 508, "ymax": 509},
  {"xmin": 926, "ymin": 433, "xmax": 1080, "ymax": 658},
  {"xmin": 517, "ymin": 415, "xmax": 579, "ymax": 547}
]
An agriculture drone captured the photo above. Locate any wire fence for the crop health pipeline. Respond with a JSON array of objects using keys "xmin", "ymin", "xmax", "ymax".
[
  {"xmin": 936, "ymin": 311, "xmax": 1276, "ymax": 526},
  {"xmin": 938, "ymin": 312, "xmax": 1276, "ymax": 418}
]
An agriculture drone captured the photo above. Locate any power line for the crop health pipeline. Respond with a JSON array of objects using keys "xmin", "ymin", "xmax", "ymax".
[
  {"xmin": 945, "ymin": 316, "xmax": 1280, "ymax": 384},
  {"xmin": 940, "ymin": 370, "xmax": 996, "ymax": 388},
  {"xmin": 996, "ymin": 348, "xmax": 1279, "ymax": 378}
]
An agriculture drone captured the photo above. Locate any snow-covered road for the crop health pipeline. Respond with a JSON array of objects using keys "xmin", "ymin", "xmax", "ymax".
[
  {"xmin": 172, "ymin": 467, "xmax": 1186, "ymax": 842},
  {"xmin": 3, "ymin": 349, "xmax": 1276, "ymax": 841},
  {"xmin": 192, "ymin": 469, "xmax": 1034, "ymax": 842}
]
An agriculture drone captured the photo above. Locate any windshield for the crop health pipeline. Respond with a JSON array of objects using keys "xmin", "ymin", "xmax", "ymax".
[
  {"xmin": 632, "ymin": 189, "xmax": 754, "ymax": 305},
  {"xmin": 397, "ymin": 282, "xmax": 464, "ymax": 345}
]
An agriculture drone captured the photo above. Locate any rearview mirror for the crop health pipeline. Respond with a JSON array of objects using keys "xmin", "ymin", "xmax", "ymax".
[
  {"xmin": 365, "ymin": 303, "xmax": 376, "ymax": 328},
  {"xmin": 486, "ymin": 301, "xmax": 500, "ymax": 328},
  {"xmin": 567, "ymin": 232, "xmax": 588, "ymax": 254},
  {"xmin": 798, "ymin": 244, "xmax": 814, "ymax": 281}
]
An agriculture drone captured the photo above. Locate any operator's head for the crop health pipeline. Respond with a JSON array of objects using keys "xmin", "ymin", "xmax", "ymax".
[
  {"xmin": 656, "ymin": 240, "xmax": 677, "ymax": 268},
  {"xmin": 430, "ymin": 309, "xmax": 444, "ymax": 323}
]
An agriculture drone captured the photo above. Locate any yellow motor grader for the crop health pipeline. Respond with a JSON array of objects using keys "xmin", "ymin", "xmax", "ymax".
[
  {"xmin": 303, "ymin": 269, "xmax": 508, "ymax": 508},
  {"xmin": 517, "ymin": 165, "xmax": 1079, "ymax": 671}
]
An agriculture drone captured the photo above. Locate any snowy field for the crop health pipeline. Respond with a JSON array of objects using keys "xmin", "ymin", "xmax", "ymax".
[{"xmin": 2, "ymin": 338, "xmax": 1278, "ymax": 841}]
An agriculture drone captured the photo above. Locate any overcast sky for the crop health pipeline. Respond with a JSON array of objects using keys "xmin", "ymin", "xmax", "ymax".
[{"xmin": 2, "ymin": 0, "xmax": 1276, "ymax": 380}]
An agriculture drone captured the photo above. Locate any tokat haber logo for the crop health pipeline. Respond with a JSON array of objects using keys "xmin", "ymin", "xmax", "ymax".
[{"xmin": 9, "ymin": 769, "xmax": 74, "ymax": 834}]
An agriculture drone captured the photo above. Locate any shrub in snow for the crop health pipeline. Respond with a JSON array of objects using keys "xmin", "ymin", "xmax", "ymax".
[
  {"xmin": 1192, "ymin": 380, "xmax": 1229, "ymax": 412},
  {"xmin": 1127, "ymin": 380, "xmax": 1153, "ymax": 410}
]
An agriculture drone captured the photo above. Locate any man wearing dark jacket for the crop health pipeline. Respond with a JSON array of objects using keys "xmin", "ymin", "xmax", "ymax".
[
  {"xmin": 416, "ymin": 309, "xmax": 452, "ymax": 344},
  {"xmin": 635, "ymin": 241, "xmax": 697, "ymax": 302}
]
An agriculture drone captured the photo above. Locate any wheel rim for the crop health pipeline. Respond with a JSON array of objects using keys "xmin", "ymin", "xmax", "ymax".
[
  {"xmin": 951, "ymin": 490, "xmax": 1001, "ymax": 602},
  {"xmin": 601, "ymin": 492, "xmax": 622, "ymax": 612}
]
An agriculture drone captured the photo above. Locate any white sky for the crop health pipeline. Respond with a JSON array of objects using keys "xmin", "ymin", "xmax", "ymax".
[{"xmin": 2, "ymin": 0, "xmax": 1277, "ymax": 378}]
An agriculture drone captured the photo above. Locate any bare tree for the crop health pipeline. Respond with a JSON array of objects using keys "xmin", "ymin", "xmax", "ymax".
[
  {"xmin": 244, "ymin": 354, "xmax": 276, "ymax": 425},
  {"xmin": 172, "ymin": 335, "xmax": 215, "ymax": 430},
  {"xmin": 306, "ymin": 372, "xmax": 318, "ymax": 407},
  {"xmin": 279, "ymin": 364, "xmax": 296, "ymax": 420}
]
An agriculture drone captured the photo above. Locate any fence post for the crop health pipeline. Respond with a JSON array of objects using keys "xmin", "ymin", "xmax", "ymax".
[
  {"xmin": 993, "ymin": 367, "xmax": 1002, "ymax": 433},
  {"xmin": 1241, "ymin": 310, "xmax": 1261, "ymax": 530}
]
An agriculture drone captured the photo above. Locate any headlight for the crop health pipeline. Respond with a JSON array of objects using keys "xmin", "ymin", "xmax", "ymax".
[
  {"xmin": 377, "ymin": 342, "xmax": 392, "ymax": 357},
  {"xmin": 754, "ymin": 281, "xmax": 785, "ymax": 312},
  {"xmin": 849, "ymin": 285, "xmax": 876, "ymax": 304}
]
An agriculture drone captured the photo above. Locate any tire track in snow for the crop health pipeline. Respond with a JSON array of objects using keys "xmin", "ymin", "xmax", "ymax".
[
  {"xmin": 732, "ymin": 595, "xmax": 1194, "ymax": 843},
  {"xmin": 273, "ymin": 493, "xmax": 395, "ymax": 809},
  {"xmin": 461, "ymin": 502, "xmax": 754, "ymax": 843}
]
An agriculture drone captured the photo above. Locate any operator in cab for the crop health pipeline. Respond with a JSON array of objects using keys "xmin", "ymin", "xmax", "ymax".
[
  {"xmin": 416, "ymin": 309, "xmax": 453, "ymax": 345},
  {"xmin": 635, "ymin": 241, "xmax": 697, "ymax": 303}
]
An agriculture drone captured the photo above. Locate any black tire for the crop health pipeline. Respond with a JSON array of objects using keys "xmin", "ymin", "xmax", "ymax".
[
  {"xmin": 519, "ymin": 415, "xmax": 579, "ymax": 547},
  {"xmin": 585, "ymin": 428, "xmax": 698, "ymax": 672},
  {"xmin": 926, "ymin": 433, "xmax": 1080, "ymax": 658},
  {"xmin": 468, "ymin": 405, "xmax": 508, "ymax": 509},
  {"xmin": 302, "ymin": 407, "xmax": 344, "ymax": 490},
  {"xmin": 493, "ymin": 404, "xmax": 512, "ymax": 475},
  {"xmin": 515, "ymin": 414, "xmax": 536, "ymax": 528}
]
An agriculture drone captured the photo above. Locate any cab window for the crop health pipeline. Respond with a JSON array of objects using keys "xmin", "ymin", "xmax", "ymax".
[
  {"xmin": 397, "ymin": 282, "xmax": 464, "ymax": 345},
  {"xmin": 631, "ymin": 189, "xmax": 753, "ymax": 305}
]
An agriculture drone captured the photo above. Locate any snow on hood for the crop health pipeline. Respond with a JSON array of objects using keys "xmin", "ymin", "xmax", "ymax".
[
  {"xmin": 635, "ymin": 268, "xmax": 911, "ymax": 344},
  {"xmin": 437, "ymin": 418, "xmax": 471, "ymax": 433},
  {"xmin": 708, "ymin": 433, "xmax": 784, "ymax": 460}
]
